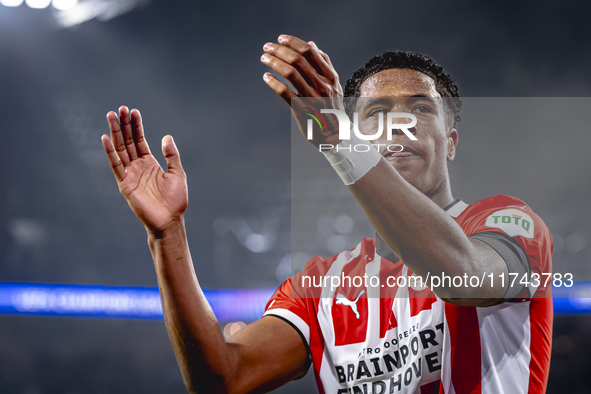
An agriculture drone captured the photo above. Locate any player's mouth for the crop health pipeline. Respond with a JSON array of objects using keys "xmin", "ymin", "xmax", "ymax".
[{"xmin": 385, "ymin": 146, "xmax": 421, "ymax": 161}]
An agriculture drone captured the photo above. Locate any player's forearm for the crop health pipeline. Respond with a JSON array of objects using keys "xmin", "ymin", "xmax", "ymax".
[
  {"xmin": 147, "ymin": 216, "xmax": 238, "ymax": 393},
  {"xmin": 348, "ymin": 159, "xmax": 502, "ymax": 299}
]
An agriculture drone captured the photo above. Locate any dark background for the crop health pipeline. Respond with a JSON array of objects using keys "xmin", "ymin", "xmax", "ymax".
[{"xmin": 0, "ymin": 0, "xmax": 590, "ymax": 392}]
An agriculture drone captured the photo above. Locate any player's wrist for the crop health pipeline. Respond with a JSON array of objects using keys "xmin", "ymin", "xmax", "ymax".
[
  {"xmin": 146, "ymin": 216, "xmax": 186, "ymax": 240},
  {"xmin": 321, "ymin": 131, "xmax": 382, "ymax": 185}
]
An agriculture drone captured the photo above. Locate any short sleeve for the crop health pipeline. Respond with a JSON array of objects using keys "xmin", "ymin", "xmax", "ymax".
[
  {"xmin": 459, "ymin": 195, "xmax": 554, "ymax": 300},
  {"xmin": 264, "ymin": 250, "xmax": 343, "ymax": 335},
  {"xmin": 264, "ymin": 277, "xmax": 311, "ymax": 346},
  {"xmin": 263, "ymin": 277, "xmax": 314, "ymax": 379},
  {"xmin": 262, "ymin": 247, "xmax": 363, "ymax": 380}
]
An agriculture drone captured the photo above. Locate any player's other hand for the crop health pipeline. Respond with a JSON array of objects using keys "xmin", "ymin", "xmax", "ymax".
[
  {"xmin": 261, "ymin": 35, "xmax": 345, "ymax": 148},
  {"xmin": 101, "ymin": 106, "xmax": 188, "ymax": 234}
]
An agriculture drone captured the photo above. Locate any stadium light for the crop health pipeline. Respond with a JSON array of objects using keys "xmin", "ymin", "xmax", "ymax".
[
  {"xmin": 52, "ymin": 0, "xmax": 76, "ymax": 11},
  {"xmin": 25, "ymin": 0, "xmax": 51, "ymax": 8},
  {"xmin": 0, "ymin": 0, "xmax": 24, "ymax": 7}
]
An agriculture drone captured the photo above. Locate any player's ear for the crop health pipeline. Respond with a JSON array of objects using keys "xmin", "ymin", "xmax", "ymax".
[{"xmin": 447, "ymin": 128, "xmax": 458, "ymax": 161}]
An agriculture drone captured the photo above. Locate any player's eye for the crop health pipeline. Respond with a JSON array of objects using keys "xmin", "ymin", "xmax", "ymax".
[
  {"xmin": 369, "ymin": 108, "xmax": 389, "ymax": 116},
  {"xmin": 413, "ymin": 105, "xmax": 432, "ymax": 114}
]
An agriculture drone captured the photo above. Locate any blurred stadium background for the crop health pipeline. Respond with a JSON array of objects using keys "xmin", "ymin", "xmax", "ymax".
[{"xmin": 1, "ymin": 0, "xmax": 591, "ymax": 392}]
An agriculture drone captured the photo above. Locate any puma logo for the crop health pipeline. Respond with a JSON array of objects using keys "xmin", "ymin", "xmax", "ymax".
[{"xmin": 335, "ymin": 289, "xmax": 365, "ymax": 319}]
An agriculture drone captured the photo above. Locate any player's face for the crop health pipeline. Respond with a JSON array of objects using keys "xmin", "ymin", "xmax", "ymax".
[{"xmin": 355, "ymin": 68, "xmax": 458, "ymax": 197}]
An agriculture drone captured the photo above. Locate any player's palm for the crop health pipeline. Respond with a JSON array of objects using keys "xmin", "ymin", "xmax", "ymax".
[
  {"xmin": 101, "ymin": 106, "xmax": 188, "ymax": 233},
  {"xmin": 119, "ymin": 154, "xmax": 187, "ymax": 231}
]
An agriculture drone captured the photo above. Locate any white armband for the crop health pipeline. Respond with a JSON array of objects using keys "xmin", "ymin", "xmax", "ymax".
[{"xmin": 321, "ymin": 132, "xmax": 382, "ymax": 185}]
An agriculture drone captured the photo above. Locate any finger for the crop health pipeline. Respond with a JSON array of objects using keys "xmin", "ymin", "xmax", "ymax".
[
  {"xmin": 101, "ymin": 134, "xmax": 126, "ymax": 183},
  {"xmin": 107, "ymin": 110, "xmax": 131, "ymax": 167},
  {"xmin": 310, "ymin": 41, "xmax": 333, "ymax": 68},
  {"xmin": 260, "ymin": 53, "xmax": 316, "ymax": 97},
  {"xmin": 278, "ymin": 35, "xmax": 336, "ymax": 82},
  {"xmin": 263, "ymin": 42, "xmax": 326, "ymax": 92},
  {"xmin": 118, "ymin": 106, "xmax": 139, "ymax": 161},
  {"xmin": 130, "ymin": 109, "xmax": 152, "ymax": 157},
  {"xmin": 262, "ymin": 72, "xmax": 298, "ymax": 105},
  {"xmin": 161, "ymin": 135, "xmax": 185, "ymax": 177}
]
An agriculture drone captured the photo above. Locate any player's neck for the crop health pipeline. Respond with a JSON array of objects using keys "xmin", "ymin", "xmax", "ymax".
[{"xmin": 429, "ymin": 187, "xmax": 456, "ymax": 211}]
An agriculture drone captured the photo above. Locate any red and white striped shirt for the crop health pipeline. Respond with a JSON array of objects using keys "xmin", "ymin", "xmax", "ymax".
[{"xmin": 264, "ymin": 195, "xmax": 553, "ymax": 394}]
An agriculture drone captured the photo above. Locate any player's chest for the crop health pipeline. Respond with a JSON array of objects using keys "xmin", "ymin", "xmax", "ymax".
[{"xmin": 316, "ymin": 291, "xmax": 445, "ymax": 393}]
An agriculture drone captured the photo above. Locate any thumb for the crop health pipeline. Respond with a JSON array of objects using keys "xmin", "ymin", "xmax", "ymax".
[{"xmin": 162, "ymin": 135, "xmax": 185, "ymax": 176}]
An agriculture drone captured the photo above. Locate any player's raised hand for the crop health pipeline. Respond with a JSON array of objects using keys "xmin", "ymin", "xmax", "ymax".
[
  {"xmin": 101, "ymin": 106, "xmax": 188, "ymax": 234},
  {"xmin": 261, "ymin": 35, "xmax": 345, "ymax": 148}
]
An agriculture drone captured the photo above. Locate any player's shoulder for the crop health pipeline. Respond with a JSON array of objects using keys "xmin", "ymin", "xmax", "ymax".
[
  {"xmin": 468, "ymin": 194, "xmax": 530, "ymax": 212},
  {"xmin": 460, "ymin": 194, "xmax": 550, "ymax": 241},
  {"xmin": 462, "ymin": 194, "xmax": 540, "ymax": 220},
  {"xmin": 299, "ymin": 237, "xmax": 376, "ymax": 277}
]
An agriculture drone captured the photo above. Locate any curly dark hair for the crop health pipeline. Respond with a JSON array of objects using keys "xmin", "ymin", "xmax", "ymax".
[{"xmin": 344, "ymin": 51, "xmax": 462, "ymax": 128}]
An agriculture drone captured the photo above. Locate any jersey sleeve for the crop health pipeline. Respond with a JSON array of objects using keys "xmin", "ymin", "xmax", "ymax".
[
  {"xmin": 263, "ymin": 276, "xmax": 314, "ymax": 379},
  {"xmin": 263, "ymin": 250, "xmax": 345, "ymax": 379},
  {"xmin": 263, "ymin": 277, "xmax": 311, "ymax": 346},
  {"xmin": 263, "ymin": 249, "xmax": 343, "ymax": 338},
  {"xmin": 460, "ymin": 195, "xmax": 554, "ymax": 300}
]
